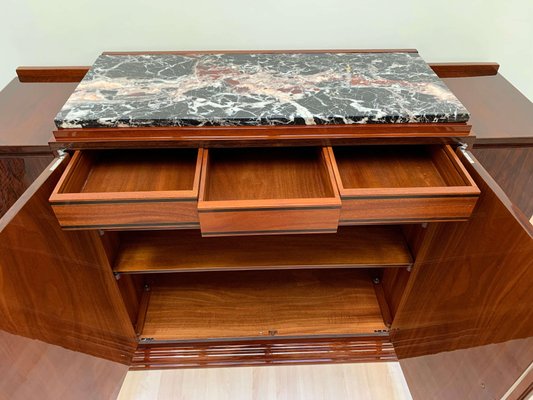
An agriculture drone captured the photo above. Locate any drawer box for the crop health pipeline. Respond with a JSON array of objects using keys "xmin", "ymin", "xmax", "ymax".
[
  {"xmin": 328, "ymin": 145, "xmax": 480, "ymax": 224},
  {"xmin": 50, "ymin": 149, "xmax": 203, "ymax": 229},
  {"xmin": 198, "ymin": 147, "xmax": 341, "ymax": 237}
]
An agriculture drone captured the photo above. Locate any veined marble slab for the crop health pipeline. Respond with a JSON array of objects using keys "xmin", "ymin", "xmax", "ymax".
[{"xmin": 55, "ymin": 52, "xmax": 469, "ymax": 129}]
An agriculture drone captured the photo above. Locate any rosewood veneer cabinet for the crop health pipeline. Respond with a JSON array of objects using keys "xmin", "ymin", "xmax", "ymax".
[{"xmin": 1, "ymin": 50, "xmax": 532, "ymax": 399}]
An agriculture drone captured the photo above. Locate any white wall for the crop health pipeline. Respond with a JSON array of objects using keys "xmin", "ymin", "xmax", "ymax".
[{"xmin": 1, "ymin": 0, "xmax": 532, "ymax": 100}]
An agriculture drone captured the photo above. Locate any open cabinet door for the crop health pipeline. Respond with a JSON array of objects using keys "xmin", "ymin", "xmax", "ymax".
[
  {"xmin": 0, "ymin": 155, "xmax": 137, "ymax": 364},
  {"xmin": 392, "ymin": 148, "xmax": 533, "ymax": 398}
]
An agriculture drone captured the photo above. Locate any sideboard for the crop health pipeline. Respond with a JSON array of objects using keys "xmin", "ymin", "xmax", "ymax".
[{"xmin": 1, "ymin": 51, "xmax": 532, "ymax": 399}]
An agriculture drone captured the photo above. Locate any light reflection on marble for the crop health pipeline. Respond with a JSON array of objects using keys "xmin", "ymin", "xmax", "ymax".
[{"xmin": 55, "ymin": 52, "xmax": 469, "ymax": 129}]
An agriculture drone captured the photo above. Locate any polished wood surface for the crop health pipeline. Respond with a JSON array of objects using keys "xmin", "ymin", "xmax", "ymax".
[
  {"xmin": 429, "ymin": 62, "xmax": 499, "ymax": 78},
  {"xmin": 473, "ymin": 146, "xmax": 533, "ymax": 218},
  {"xmin": 49, "ymin": 149, "xmax": 203, "ymax": 229},
  {"xmin": 444, "ymin": 74, "xmax": 533, "ymax": 145},
  {"xmin": 53, "ymin": 123, "xmax": 471, "ymax": 145},
  {"xmin": 0, "ymin": 157, "xmax": 137, "ymax": 363},
  {"xmin": 0, "ymin": 78, "xmax": 77, "ymax": 153},
  {"xmin": 140, "ymin": 270, "xmax": 388, "ymax": 341},
  {"xmin": 16, "ymin": 66, "xmax": 89, "ymax": 82},
  {"xmin": 113, "ymin": 227, "xmax": 413, "ymax": 274},
  {"xmin": 329, "ymin": 145, "xmax": 480, "ymax": 224},
  {"xmin": 401, "ymin": 337, "xmax": 533, "ymax": 400},
  {"xmin": 0, "ymin": 155, "xmax": 53, "ymax": 218},
  {"xmin": 198, "ymin": 147, "xmax": 341, "ymax": 236},
  {"xmin": 131, "ymin": 337, "xmax": 397, "ymax": 370},
  {"xmin": 391, "ymin": 150, "xmax": 533, "ymax": 359},
  {"xmin": 0, "ymin": 330, "xmax": 128, "ymax": 400}
]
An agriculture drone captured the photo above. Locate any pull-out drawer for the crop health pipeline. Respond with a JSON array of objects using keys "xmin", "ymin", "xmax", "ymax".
[
  {"xmin": 50, "ymin": 149, "xmax": 203, "ymax": 229},
  {"xmin": 198, "ymin": 147, "xmax": 341, "ymax": 236},
  {"xmin": 327, "ymin": 145, "xmax": 480, "ymax": 224}
]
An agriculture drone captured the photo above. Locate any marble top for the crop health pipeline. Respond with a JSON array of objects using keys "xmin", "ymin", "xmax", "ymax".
[{"xmin": 55, "ymin": 52, "xmax": 469, "ymax": 129}]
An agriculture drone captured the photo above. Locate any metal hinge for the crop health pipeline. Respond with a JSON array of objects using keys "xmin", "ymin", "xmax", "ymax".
[
  {"xmin": 459, "ymin": 143, "xmax": 476, "ymax": 164},
  {"xmin": 139, "ymin": 337, "xmax": 154, "ymax": 343},
  {"xmin": 49, "ymin": 149, "xmax": 68, "ymax": 171}
]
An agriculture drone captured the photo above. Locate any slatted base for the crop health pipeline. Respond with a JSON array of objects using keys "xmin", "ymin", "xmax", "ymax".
[{"xmin": 130, "ymin": 336, "xmax": 397, "ymax": 370}]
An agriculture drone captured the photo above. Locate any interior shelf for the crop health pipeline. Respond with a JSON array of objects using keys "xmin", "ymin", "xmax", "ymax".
[
  {"xmin": 139, "ymin": 269, "xmax": 388, "ymax": 341},
  {"xmin": 113, "ymin": 226, "xmax": 413, "ymax": 274}
]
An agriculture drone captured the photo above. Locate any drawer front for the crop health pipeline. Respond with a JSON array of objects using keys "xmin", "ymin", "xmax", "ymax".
[
  {"xmin": 51, "ymin": 200, "xmax": 199, "ymax": 230},
  {"xmin": 198, "ymin": 147, "xmax": 341, "ymax": 237},
  {"xmin": 328, "ymin": 145, "xmax": 480, "ymax": 224},
  {"xmin": 50, "ymin": 149, "xmax": 203, "ymax": 230},
  {"xmin": 339, "ymin": 196, "xmax": 479, "ymax": 224},
  {"xmin": 198, "ymin": 207, "xmax": 340, "ymax": 236}
]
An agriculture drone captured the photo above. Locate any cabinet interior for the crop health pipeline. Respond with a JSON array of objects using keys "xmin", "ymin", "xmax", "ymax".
[
  {"xmin": 58, "ymin": 149, "xmax": 199, "ymax": 194},
  {"xmin": 332, "ymin": 145, "xmax": 470, "ymax": 189},
  {"xmin": 203, "ymin": 147, "xmax": 335, "ymax": 201},
  {"xmin": 108, "ymin": 224, "xmax": 424, "ymax": 343}
]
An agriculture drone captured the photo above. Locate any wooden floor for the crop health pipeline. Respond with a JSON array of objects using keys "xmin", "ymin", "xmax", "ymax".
[{"xmin": 117, "ymin": 362, "xmax": 412, "ymax": 400}]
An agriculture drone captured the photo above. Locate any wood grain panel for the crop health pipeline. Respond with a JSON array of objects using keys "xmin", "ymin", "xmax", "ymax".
[
  {"xmin": 339, "ymin": 196, "xmax": 478, "ymax": 224},
  {"xmin": 0, "ymin": 78, "xmax": 77, "ymax": 153},
  {"xmin": 51, "ymin": 201, "xmax": 200, "ymax": 230},
  {"xmin": 1, "ymin": 155, "xmax": 54, "ymax": 219},
  {"xmin": 473, "ymin": 146, "xmax": 533, "ymax": 218},
  {"xmin": 0, "ymin": 157, "xmax": 137, "ymax": 363},
  {"xmin": 401, "ymin": 337, "xmax": 533, "ymax": 400},
  {"xmin": 391, "ymin": 150, "xmax": 533, "ymax": 359},
  {"xmin": 113, "ymin": 227, "xmax": 413, "ymax": 274},
  {"xmin": 140, "ymin": 270, "xmax": 388, "ymax": 341},
  {"xmin": 0, "ymin": 330, "xmax": 128, "ymax": 400},
  {"xmin": 444, "ymin": 73, "xmax": 533, "ymax": 145}
]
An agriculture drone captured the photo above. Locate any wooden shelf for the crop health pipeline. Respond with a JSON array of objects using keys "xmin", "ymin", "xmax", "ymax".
[
  {"xmin": 139, "ymin": 269, "xmax": 388, "ymax": 341},
  {"xmin": 113, "ymin": 226, "xmax": 413, "ymax": 274}
]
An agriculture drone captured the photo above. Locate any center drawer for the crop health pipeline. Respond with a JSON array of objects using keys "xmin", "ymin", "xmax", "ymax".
[
  {"xmin": 49, "ymin": 148, "xmax": 203, "ymax": 230},
  {"xmin": 197, "ymin": 147, "xmax": 342, "ymax": 236}
]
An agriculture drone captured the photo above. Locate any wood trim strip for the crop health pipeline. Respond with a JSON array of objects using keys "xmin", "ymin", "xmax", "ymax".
[
  {"xmin": 16, "ymin": 66, "xmax": 90, "ymax": 82},
  {"xmin": 53, "ymin": 123, "xmax": 472, "ymax": 140},
  {"xmin": 14, "ymin": 62, "xmax": 500, "ymax": 84},
  {"xmin": 429, "ymin": 62, "xmax": 500, "ymax": 78},
  {"xmin": 201, "ymin": 228, "xmax": 338, "ymax": 236},
  {"xmin": 131, "ymin": 336, "xmax": 397, "ymax": 369},
  {"xmin": 373, "ymin": 278, "xmax": 394, "ymax": 328},
  {"xmin": 134, "ymin": 285, "xmax": 151, "ymax": 337},
  {"xmin": 104, "ymin": 49, "xmax": 419, "ymax": 56}
]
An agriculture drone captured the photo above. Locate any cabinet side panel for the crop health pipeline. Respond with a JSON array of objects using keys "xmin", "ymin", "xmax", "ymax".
[
  {"xmin": 0, "ymin": 158, "xmax": 137, "ymax": 363},
  {"xmin": 392, "ymin": 151, "xmax": 533, "ymax": 358},
  {"xmin": 0, "ymin": 155, "xmax": 53, "ymax": 218},
  {"xmin": 473, "ymin": 146, "xmax": 533, "ymax": 218}
]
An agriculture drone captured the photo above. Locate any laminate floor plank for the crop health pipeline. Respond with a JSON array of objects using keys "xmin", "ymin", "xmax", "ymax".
[{"xmin": 118, "ymin": 362, "xmax": 412, "ymax": 400}]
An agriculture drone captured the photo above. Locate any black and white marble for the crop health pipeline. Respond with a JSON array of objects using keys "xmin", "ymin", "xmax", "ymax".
[{"xmin": 55, "ymin": 52, "xmax": 469, "ymax": 129}]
